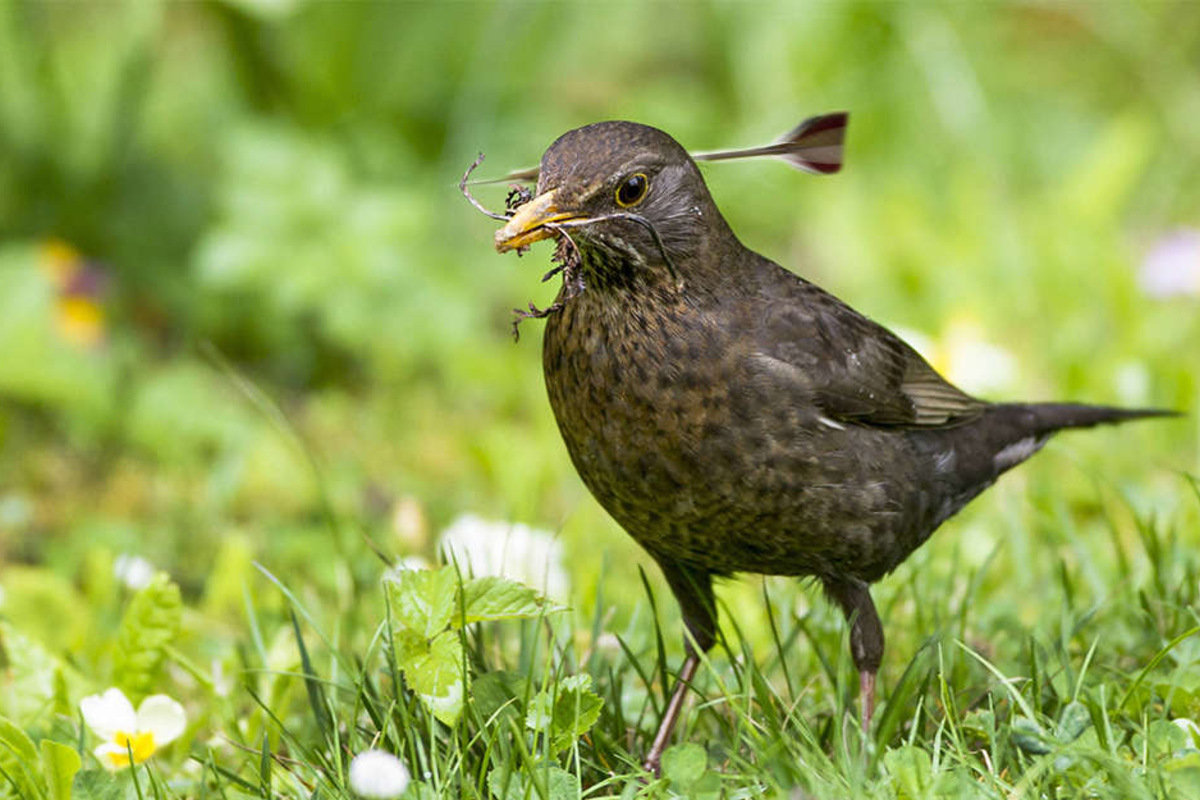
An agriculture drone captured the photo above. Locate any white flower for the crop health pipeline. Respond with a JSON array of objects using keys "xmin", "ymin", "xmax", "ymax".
[
  {"xmin": 894, "ymin": 317, "xmax": 1018, "ymax": 396},
  {"xmin": 113, "ymin": 554, "xmax": 156, "ymax": 590},
  {"xmin": 211, "ymin": 658, "xmax": 232, "ymax": 699},
  {"xmin": 1114, "ymin": 360, "xmax": 1151, "ymax": 406},
  {"xmin": 383, "ymin": 555, "xmax": 431, "ymax": 580},
  {"xmin": 439, "ymin": 513, "xmax": 568, "ymax": 599},
  {"xmin": 593, "ymin": 632, "xmax": 622, "ymax": 655},
  {"xmin": 942, "ymin": 334, "xmax": 1017, "ymax": 396},
  {"xmin": 391, "ymin": 496, "xmax": 429, "ymax": 550},
  {"xmin": 1174, "ymin": 717, "xmax": 1200, "ymax": 747},
  {"xmin": 381, "ymin": 555, "xmax": 433, "ymax": 586},
  {"xmin": 349, "ymin": 750, "xmax": 410, "ymax": 799},
  {"xmin": 1140, "ymin": 229, "xmax": 1200, "ymax": 299},
  {"xmin": 80, "ymin": 688, "xmax": 186, "ymax": 770}
]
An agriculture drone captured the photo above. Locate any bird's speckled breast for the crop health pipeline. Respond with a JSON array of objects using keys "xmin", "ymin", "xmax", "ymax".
[
  {"xmin": 543, "ymin": 282, "xmax": 733, "ymax": 563},
  {"xmin": 542, "ymin": 278, "xmax": 923, "ymax": 580}
]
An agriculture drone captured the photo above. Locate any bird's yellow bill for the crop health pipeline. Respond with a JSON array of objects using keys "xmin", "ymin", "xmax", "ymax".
[{"xmin": 494, "ymin": 189, "xmax": 585, "ymax": 252}]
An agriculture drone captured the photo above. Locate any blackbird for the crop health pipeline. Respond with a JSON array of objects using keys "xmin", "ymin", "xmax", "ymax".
[{"xmin": 479, "ymin": 115, "xmax": 1174, "ymax": 773}]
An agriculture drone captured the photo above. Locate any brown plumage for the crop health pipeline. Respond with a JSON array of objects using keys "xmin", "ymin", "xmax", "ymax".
[{"xmin": 478, "ymin": 117, "xmax": 1176, "ymax": 773}]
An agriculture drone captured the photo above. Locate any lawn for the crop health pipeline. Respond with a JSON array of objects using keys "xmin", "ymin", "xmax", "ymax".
[{"xmin": 1, "ymin": 2, "xmax": 1199, "ymax": 798}]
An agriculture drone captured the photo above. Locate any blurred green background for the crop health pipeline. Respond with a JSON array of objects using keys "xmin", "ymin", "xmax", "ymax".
[{"xmin": 1, "ymin": 0, "xmax": 1198, "ymax": 635}]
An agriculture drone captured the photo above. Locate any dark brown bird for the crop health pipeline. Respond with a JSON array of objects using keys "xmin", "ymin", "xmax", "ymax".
[{"xmin": 480, "ymin": 115, "xmax": 1175, "ymax": 773}]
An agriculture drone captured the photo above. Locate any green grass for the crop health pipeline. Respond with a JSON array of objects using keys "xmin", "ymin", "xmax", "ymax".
[
  {"xmin": 1, "ymin": 1, "xmax": 1199, "ymax": 798},
  {"xmin": 246, "ymin": 475, "xmax": 1200, "ymax": 799},
  {"xmin": 6, "ymin": 472, "xmax": 1198, "ymax": 798}
]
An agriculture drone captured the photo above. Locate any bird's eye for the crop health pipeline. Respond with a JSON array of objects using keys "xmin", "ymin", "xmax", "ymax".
[{"xmin": 615, "ymin": 173, "xmax": 649, "ymax": 207}]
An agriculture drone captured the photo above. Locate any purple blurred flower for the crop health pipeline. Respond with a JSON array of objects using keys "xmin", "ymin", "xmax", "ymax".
[
  {"xmin": 1140, "ymin": 229, "xmax": 1200, "ymax": 299},
  {"xmin": 38, "ymin": 239, "xmax": 111, "ymax": 348}
]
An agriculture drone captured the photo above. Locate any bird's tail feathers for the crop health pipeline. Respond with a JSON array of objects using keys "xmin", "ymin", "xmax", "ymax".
[{"xmin": 1002, "ymin": 402, "xmax": 1181, "ymax": 434}]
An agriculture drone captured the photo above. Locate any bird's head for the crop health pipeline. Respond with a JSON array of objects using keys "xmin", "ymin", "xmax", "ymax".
[{"xmin": 494, "ymin": 121, "xmax": 729, "ymax": 282}]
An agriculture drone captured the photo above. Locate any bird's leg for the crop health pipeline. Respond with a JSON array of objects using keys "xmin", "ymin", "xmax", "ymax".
[
  {"xmin": 644, "ymin": 652, "xmax": 700, "ymax": 774},
  {"xmin": 823, "ymin": 577, "xmax": 884, "ymax": 733},
  {"xmin": 860, "ymin": 670, "xmax": 876, "ymax": 732},
  {"xmin": 643, "ymin": 562, "xmax": 715, "ymax": 775}
]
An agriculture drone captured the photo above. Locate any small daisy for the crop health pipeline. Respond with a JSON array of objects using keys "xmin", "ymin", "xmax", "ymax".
[
  {"xmin": 895, "ymin": 316, "xmax": 1018, "ymax": 396},
  {"xmin": 439, "ymin": 513, "xmax": 568, "ymax": 599},
  {"xmin": 80, "ymin": 688, "xmax": 186, "ymax": 770},
  {"xmin": 113, "ymin": 554, "xmax": 156, "ymax": 591},
  {"xmin": 349, "ymin": 749, "xmax": 410, "ymax": 799},
  {"xmin": 1174, "ymin": 718, "xmax": 1200, "ymax": 747},
  {"xmin": 391, "ymin": 496, "xmax": 429, "ymax": 551},
  {"xmin": 382, "ymin": 555, "xmax": 433, "ymax": 583}
]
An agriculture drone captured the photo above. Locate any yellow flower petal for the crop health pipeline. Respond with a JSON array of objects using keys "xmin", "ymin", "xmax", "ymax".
[
  {"xmin": 95, "ymin": 742, "xmax": 129, "ymax": 770},
  {"xmin": 117, "ymin": 730, "xmax": 156, "ymax": 763},
  {"xmin": 94, "ymin": 733, "xmax": 154, "ymax": 770},
  {"xmin": 56, "ymin": 297, "xmax": 106, "ymax": 349}
]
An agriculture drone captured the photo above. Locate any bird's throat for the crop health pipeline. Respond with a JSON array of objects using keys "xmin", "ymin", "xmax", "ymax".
[{"xmin": 574, "ymin": 243, "xmax": 677, "ymax": 296}]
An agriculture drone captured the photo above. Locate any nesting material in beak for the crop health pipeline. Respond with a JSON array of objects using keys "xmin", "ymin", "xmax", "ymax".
[{"xmin": 494, "ymin": 189, "xmax": 586, "ymax": 253}]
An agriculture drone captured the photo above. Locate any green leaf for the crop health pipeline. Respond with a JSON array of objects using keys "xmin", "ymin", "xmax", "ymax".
[
  {"xmin": 960, "ymin": 709, "xmax": 994, "ymax": 744},
  {"xmin": 69, "ymin": 770, "xmax": 125, "ymax": 800},
  {"xmin": 472, "ymin": 671, "xmax": 527, "ymax": 727},
  {"xmin": 386, "ymin": 566, "xmax": 458, "ymax": 638},
  {"xmin": 487, "ymin": 764, "xmax": 579, "ymax": 800},
  {"xmin": 1145, "ymin": 719, "xmax": 1190, "ymax": 756},
  {"xmin": 525, "ymin": 674, "xmax": 603, "ymax": 754},
  {"xmin": 1056, "ymin": 701, "xmax": 1091, "ymax": 743},
  {"xmin": 112, "ymin": 573, "xmax": 183, "ymax": 700},
  {"xmin": 459, "ymin": 576, "xmax": 563, "ymax": 625},
  {"xmin": 396, "ymin": 630, "xmax": 466, "ymax": 726},
  {"xmin": 0, "ymin": 716, "xmax": 44, "ymax": 800},
  {"xmin": 40, "ymin": 740, "xmax": 80, "ymax": 800},
  {"xmin": 660, "ymin": 742, "xmax": 706, "ymax": 791},
  {"xmin": 689, "ymin": 771, "xmax": 722, "ymax": 800},
  {"xmin": 0, "ymin": 621, "xmax": 78, "ymax": 725},
  {"xmin": 1164, "ymin": 752, "xmax": 1200, "ymax": 798},
  {"xmin": 1011, "ymin": 717, "xmax": 1054, "ymax": 755},
  {"xmin": 401, "ymin": 781, "xmax": 437, "ymax": 800},
  {"xmin": 883, "ymin": 745, "xmax": 935, "ymax": 800}
]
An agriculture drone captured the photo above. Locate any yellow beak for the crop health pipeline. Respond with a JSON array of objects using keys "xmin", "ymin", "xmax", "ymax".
[{"xmin": 494, "ymin": 189, "xmax": 585, "ymax": 253}]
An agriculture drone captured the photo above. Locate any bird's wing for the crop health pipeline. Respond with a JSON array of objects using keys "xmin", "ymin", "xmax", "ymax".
[{"xmin": 750, "ymin": 273, "xmax": 985, "ymax": 428}]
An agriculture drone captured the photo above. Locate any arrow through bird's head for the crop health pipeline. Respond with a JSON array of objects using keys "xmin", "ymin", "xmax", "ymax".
[
  {"xmin": 493, "ymin": 121, "xmax": 726, "ymax": 279},
  {"xmin": 460, "ymin": 114, "xmax": 848, "ymax": 334}
]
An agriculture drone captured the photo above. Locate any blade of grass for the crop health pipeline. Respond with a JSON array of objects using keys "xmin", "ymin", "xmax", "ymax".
[
  {"xmin": 1117, "ymin": 625, "xmax": 1200, "ymax": 711},
  {"xmin": 291, "ymin": 610, "xmax": 334, "ymax": 743}
]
